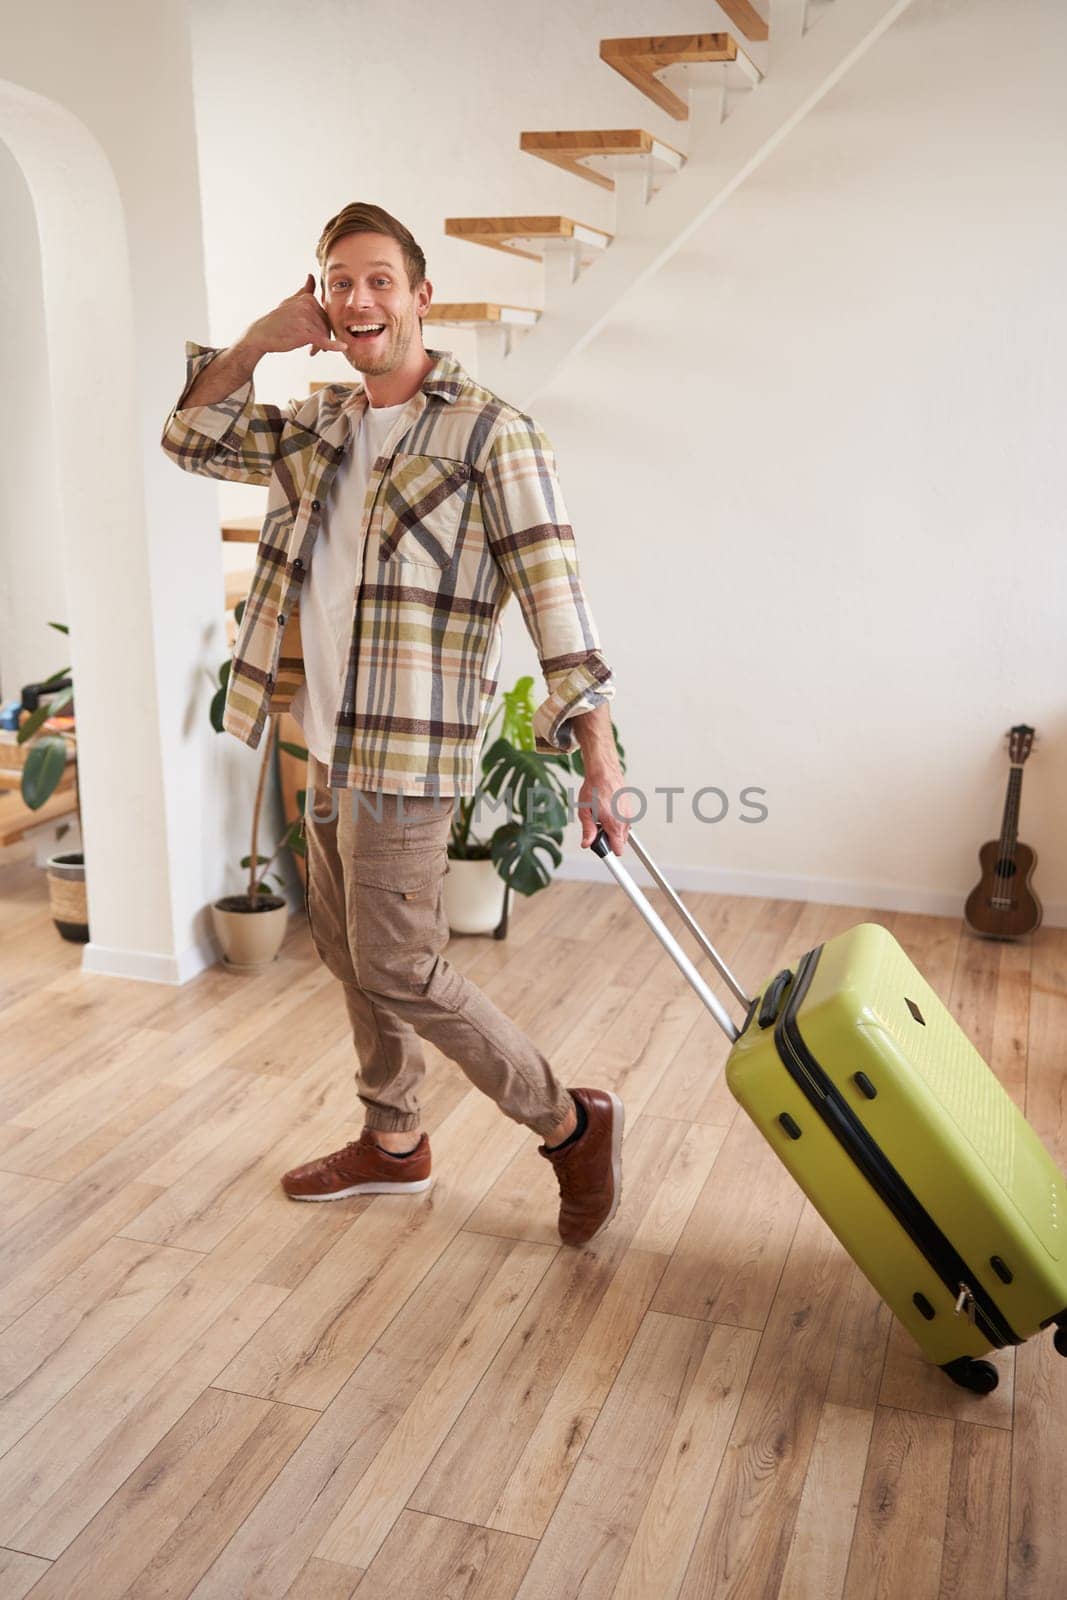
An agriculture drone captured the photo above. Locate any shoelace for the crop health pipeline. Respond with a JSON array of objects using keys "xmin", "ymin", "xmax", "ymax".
[{"xmin": 318, "ymin": 1141, "xmax": 362, "ymax": 1171}]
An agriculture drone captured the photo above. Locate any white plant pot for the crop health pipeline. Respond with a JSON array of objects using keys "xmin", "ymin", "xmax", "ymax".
[
  {"xmin": 211, "ymin": 895, "xmax": 290, "ymax": 970},
  {"xmin": 444, "ymin": 855, "xmax": 507, "ymax": 935}
]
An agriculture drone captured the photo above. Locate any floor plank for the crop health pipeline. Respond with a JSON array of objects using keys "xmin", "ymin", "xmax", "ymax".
[
  {"xmin": 313, "ymin": 1239, "xmax": 555, "ymax": 1568},
  {"xmin": 21, "ymin": 1387, "xmax": 316, "ymax": 1600},
  {"xmin": 488, "ymin": 1246, "xmax": 670, "ymax": 1538},
  {"xmin": 652, "ymin": 1109, "xmax": 805, "ymax": 1328},
  {"xmin": 1008, "ymin": 928, "xmax": 1067, "ymax": 1600},
  {"xmin": 0, "ymin": 860, "xmax": 1062, "ymax": 1599},
  {"xmin": 778, "ymin": 1401, "xmax": 875, "ymax": 1600},
  {"xmin": 611, "ymin": 1322, "xmax": 760, "ymax": 1600},
  {"xmin": 939, "ymin": 1419, "xmax": 1010, "ymax": 1600},
  {"xmin": 186, "ymin": 1232, "xmax": 532, "ymax": 1599},
  {"xmin": 408, "ymin": 1116, "xmax": 686, "ymax": 1526},
  {"xmin": 510, "ymin": 1309, "xmax": 717, "ymax": 1600},
  {"xmin": 841, "ymin": 1405, "xmax": 955, "ymax": 1600},
  {"xmin": 675, "ymin": 1203, "xmax": 857, "ymax": 1599},
  {"xmin": 352, "ymin": 1509, "xmax": 534, "ymax": 1600}
]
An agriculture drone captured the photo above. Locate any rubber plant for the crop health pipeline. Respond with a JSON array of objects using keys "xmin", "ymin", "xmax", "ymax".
[
  {"xmin": 449, "ymin": 673, "xmax": 626, "ymax": 897},
  {"xmin": 17, "ymin": 621, "xmax": 76, "ymax": 810},
  {"xmin": 207, "ymin": 599, "xmax": 308, "ymax": 907}
]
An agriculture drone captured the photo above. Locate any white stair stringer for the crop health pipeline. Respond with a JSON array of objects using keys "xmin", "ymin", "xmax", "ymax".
[{"xmin": 480, "ymin": 0, "xmax": 919, "ymax": 409}]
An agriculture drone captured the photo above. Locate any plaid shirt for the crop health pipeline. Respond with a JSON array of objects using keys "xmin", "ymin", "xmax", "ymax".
[{"xmin": 161, "ymin": 342, "xmax": 615, "ymax": 795}]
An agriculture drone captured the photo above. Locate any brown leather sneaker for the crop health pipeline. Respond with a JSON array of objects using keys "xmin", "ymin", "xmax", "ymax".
[
  {"xmin": 538, "ymin": 1087, "xmax": 624, "ymax": 1246},
  {"xmin": 281, "ymin": 1128, "xmax": 432, "ymax": 1201}
]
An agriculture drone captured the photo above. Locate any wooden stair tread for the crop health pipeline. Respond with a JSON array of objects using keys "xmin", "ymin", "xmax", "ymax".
[
  {"xmin": 520, "ymin": 128, "xmax": 684, "ymax": 157},
  {"xmin": 444, "ymin": 215, "xmax": 612, "ymax": 265},
  {"xmin": 424, "ymin": 303, "xmax": 541, "ymax": 326},
  {"xmin": 717, "ymin": 1, "xmax": 768, "ymax": 42},
  {"xmin": 220, "ymin": 514, "xmax": 262, "ymax": 544},
  {"xmin": 600, "ymin": 33, "xmax": 743, "ymax": 120},
  {"xmin": 519, "ymin": 129, "xmax": 686, "ymax": 193}
]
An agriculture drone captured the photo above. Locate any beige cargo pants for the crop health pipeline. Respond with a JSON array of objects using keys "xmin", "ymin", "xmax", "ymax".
[{"xmin": 302, "ymin": 754, "xmax": 575, "ymax": 1140}]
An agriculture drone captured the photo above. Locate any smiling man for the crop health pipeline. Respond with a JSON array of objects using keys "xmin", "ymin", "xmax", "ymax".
[{"xmin": 161, "ymin": 201, "xmax": 631, "ymax": 1247}]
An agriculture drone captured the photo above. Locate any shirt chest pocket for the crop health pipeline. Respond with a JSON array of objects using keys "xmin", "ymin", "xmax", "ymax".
[{"xmin": 379, "ymin": 452, "xmax": 474, "ymax": 570}]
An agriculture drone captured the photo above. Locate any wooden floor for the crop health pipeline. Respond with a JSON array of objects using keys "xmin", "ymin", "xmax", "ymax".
[{"xmin": 0, "ymin": 846, "xmax": 1064, "ymax": 1600}]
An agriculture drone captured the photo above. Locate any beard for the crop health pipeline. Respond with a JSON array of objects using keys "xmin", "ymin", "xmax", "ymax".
[{"xmin": 342, "ymin": 312, "xmax": 415, "ymax": 376}]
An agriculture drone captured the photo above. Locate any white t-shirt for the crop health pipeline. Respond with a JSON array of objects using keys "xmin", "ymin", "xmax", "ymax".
[{"xmin": 290, "ymin": 399, "xmax": 407, "ymax": 764}]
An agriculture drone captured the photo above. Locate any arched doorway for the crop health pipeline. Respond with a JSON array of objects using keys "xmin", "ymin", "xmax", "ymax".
[{"xmin": 0, "ymin": 78, "xmax": 182, "ymax": 977}]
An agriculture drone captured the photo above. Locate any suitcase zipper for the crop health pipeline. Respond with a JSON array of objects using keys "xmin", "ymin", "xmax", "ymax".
[
  {"xmin": 954, "ymin": 1284, "xmax": 978, "ymax": 1326},
  {"xmin": 774, "ymin": 948, "xmax": 1019, "ymax": 1350}
]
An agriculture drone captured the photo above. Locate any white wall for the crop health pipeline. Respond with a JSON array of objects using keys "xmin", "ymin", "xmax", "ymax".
[
  {"xmin": 186, "ymin": 0, "xmax": 1066, "ymax": 920},
  {"xmin": 1, "ymin": 0, "xmax": 240, "ymax": 981},
  {"xmin": 546, "ymin": 0, "xmax": 1067, "ymax": 917},
  {"xmin": 0, "ymin": 145, "xmax": 68, "ymax": 712}
]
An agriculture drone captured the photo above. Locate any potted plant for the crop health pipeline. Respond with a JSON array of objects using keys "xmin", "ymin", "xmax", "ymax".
[
  {"xmin": 206, "ymin": 603, "xmax": 309, "ymax": 969},
  {"xmin": 446, "ymin": 674, "xmax": 626, "ymax": 937},
  {"xmin": 14, "ymin": 621, "xmax": 86, "ymax": 942}
]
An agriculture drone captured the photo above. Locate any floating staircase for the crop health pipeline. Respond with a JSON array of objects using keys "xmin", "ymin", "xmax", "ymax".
[
  {"xmin": 424, "ymin": 301, "xmax": 541, "ymax": 360},
  {"xmin": 715, "ymin": 0, "xmax": 770, "ymax": 40},
  {"xmin": 598, "ymin": 34, "xmax": 761, "ymax": 120},
  {"xmin": 443, "ymin": 216, "xmax": 611, "ymax": 266},
  {"xmin": 440, "ymin": 0, "xmax": 919, "ymax": 405},
  {"xmin": 517, "ymin": 129, "xmax": 687, "ymax": 194}
]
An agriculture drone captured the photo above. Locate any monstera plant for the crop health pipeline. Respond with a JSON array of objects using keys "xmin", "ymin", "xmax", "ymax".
[{"xmin": 449, "ymin": 674, "xmax": 625, "ymax": 900}]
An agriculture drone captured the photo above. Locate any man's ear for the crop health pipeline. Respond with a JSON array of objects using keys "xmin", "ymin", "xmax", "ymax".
[{"xmin": 417, "ymin": 278, "xmax": 433, "ymax": 317}]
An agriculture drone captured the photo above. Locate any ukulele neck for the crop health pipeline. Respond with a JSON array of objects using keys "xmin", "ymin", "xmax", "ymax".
[{"xmin": 997, "ymin": 767, "xmax": 1024, "ymax": 861}]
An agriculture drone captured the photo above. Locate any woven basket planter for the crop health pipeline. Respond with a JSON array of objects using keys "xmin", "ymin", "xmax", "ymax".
[{"xmin": 46, "ymin": 852, "xmax": 89, "ymax": 943}]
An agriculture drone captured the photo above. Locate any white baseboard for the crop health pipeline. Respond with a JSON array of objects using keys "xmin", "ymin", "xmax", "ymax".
[
  {"xmin": 554, "ymin": 850, "xmax": 1067, "ymax": 929},
  {"xmin": 81, "ymin": 933, "xmax": 221, "ymax": 986}
]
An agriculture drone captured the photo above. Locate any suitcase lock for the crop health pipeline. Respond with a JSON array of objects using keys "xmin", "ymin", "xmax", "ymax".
[{"xmin": 954, "ymin": 1284, "xmax": 977, "ymax": 1326}]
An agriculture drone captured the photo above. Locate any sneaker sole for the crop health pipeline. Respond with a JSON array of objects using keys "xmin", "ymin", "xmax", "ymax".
[
  {"xmin": 586, "ymin": 1091, "xmax": 625, "ymax": 1241},
  {"xmin": 283, "ymin": 1177, "xmax": 434, "ymax": 1201}
]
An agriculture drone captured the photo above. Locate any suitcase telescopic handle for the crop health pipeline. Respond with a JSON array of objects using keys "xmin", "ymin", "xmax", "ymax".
[{"xmin": 590, "ymin": 825, "xmax": 752, "ymax": 1043}]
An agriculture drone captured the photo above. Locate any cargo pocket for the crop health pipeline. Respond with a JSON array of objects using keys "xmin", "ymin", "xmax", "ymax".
[
  {"xmin": 353, "ymin": 849, "xmax": 448, "ymax": 996},
  {"xmin": 380, "ymin": 453, "xmax": 473, "ymax": 569},
  {"xmin": 353, "ymin": 850, "xmax": 446, "ymax": 946}
]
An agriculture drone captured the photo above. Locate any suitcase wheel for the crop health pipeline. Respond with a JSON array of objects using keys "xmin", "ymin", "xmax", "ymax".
[
  {"xmin": 1054, "ymin": 1327, "xmax": 1067, "ymax": 1358},
  {"xmin": 941, "ymin": 1356, "xmax": 999, "ymax": 1394}
]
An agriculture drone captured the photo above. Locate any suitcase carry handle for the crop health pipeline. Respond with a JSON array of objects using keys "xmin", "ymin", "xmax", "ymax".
[
  {"xmin": 758, "ymin": 969, "xmax": 795, "ymax": 1030},
  {"xmin": 590, "ymin": 824, "xmax": 752, "ymax": 1043}
]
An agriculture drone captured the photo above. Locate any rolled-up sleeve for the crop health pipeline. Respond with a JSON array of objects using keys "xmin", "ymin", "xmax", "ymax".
[
  {"xmin": 480, "ymin": 414, "xmax": 615, "ymax": 754},
  {"xmin": 160, "ymin": 340, "xmax": 296, "ymax": 486}
]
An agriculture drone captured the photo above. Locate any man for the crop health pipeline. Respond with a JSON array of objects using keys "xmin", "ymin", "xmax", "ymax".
[{"xmin": 161, "ymin": 202, "xmax": 631, "ymax": 1246}]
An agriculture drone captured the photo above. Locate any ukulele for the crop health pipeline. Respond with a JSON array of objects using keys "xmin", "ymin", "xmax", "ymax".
[{"xmin": 964, "ymin": 724, "xmax": 1042, "ymax": 939}]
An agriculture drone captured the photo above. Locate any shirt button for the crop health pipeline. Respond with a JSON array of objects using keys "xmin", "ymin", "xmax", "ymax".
[
  {"xmin": 311, "ymin": 499, "xmax": 321, "ymax": 512},
  {"xmin": 292, "ymin": 557, "xmax": 304, "ymax": 572},
  {"xmin": 265, "ymin": 673, "xmax": 274, "ymax": 689},
  {"xmin": 277, "ymin": 614, "xmax": 286, "ymax": 627}
]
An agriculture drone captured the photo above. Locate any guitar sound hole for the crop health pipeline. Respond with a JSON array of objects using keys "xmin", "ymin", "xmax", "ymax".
[{"xmin": 994, "ymin": 859, "xmax": 1018, "ymax": 879}]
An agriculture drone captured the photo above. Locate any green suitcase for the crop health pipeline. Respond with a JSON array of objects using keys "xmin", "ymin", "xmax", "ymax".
[{"xmin": 591, "ymin": 829, "xmax": 1067, "ymax": 1394}]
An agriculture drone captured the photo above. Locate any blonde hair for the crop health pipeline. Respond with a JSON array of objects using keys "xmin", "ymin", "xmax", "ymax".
[{"xmin": 315, "ymin": 202, "xmax": 427, "ymax": 294}]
